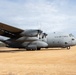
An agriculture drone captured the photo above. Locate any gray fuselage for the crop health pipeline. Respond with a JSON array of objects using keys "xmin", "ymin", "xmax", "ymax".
[{"xmin": 42, "ymin": 33, "xmax": 76, "ymax": 48}]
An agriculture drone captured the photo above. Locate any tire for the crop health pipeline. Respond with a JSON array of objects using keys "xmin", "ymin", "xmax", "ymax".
[
  {"xmin": 37, "ymin": 48, "xmax": 41, "ymax": 50},
  {"xmin": 67, "ymin": 46, "xmax": 70, "ymax": 50}
]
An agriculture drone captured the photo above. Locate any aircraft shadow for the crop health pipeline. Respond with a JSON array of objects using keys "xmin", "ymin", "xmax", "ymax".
[
  {"xmin": 0, "ymin": 48, "xmax": 67, "ymax": 53},
  {"xmin": 42, "ymin": 48, "xmax": 67, "ymax": 51},
  {"xmin": 0, "ymin": 49, "xmax": 26, "ymax": 53}
]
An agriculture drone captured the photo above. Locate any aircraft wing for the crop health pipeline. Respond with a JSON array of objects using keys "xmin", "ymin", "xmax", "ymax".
[{"xmin": 0, "ymin": 22, "xmax": 23, "ymax": 38}]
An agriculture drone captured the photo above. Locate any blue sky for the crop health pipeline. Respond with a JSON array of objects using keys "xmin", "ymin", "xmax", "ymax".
[{"xmin": 0, "ymin": 0, "xmax": 76, "ymax": 36}]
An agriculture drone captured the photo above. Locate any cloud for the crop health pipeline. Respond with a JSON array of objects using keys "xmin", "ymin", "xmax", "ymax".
[{"xmin": 0, "ymin": 0, "xmax": 76, "ymax": 35}]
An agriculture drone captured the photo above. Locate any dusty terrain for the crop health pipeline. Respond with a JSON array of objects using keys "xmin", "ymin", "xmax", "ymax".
[{"xmin": 0, "ymin": 47, "xmax": 76, "ymax": 75}]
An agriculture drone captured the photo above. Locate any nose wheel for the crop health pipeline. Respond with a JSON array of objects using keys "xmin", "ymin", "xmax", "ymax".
[{"xmin": 67, "ymin": 46, "xmax": 70, "ymax": 50}]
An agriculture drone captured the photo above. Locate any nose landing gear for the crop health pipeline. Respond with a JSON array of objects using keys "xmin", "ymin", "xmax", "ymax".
[{"xmin": 67, "ymin": 46, "xmax": 70, "ymax": 50}]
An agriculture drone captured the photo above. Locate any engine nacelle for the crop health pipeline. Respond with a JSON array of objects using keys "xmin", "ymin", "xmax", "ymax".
[
  {"xmin": 16, "ymin": 37, "xmax": 39, "ymax": 41},
  {"xmin": 26, "ymin": 45, "xmax": 37, "ymax": 50},
  {"xmin": 20, "ymin": 30, "xmax": 42, "ymax": 37},
  {"xmin": 22, "ymin": 41, "xmax": 48, "ymax": 49}
]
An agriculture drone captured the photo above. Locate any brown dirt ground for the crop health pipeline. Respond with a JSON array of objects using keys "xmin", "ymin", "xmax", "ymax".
[{"xmin": 0, "ymin": 47, "xmax": 76, "ymax": 75}]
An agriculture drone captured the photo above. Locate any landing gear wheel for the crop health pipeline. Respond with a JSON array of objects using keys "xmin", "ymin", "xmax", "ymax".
[
  {"xmin": 37, "ymin": 48, "xmax": 41, "ymax": 50},
  {"xmin": 67, "ymin": 46, "xmax": 70, "ymax": 50}
]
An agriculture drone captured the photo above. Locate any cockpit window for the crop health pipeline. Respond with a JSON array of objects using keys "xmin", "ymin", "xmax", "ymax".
[{"xmin": 69, "ymin": 34, "xmax": 74, "ymax": 37}]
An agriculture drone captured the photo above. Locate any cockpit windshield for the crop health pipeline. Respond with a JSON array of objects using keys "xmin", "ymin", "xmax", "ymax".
[{"xmin": 69, "ymin": 34, "xmax": 74, "ymax": 37}]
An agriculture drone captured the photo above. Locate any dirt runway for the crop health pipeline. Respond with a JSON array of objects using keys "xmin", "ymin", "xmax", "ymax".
[{"xmin": 0, "ymin": 47, "xmax": 76, "ymax": 75}]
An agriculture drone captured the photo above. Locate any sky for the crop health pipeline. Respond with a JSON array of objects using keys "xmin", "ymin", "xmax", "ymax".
[{"xmin": 0, "ymin": 0, "xmax": 76, "ymax": 36}]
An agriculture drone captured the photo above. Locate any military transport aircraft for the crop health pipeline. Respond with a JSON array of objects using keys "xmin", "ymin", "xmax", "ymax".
[{"xmin": 0, "ymin": 22, "xmax": 76, "ymax": 50}]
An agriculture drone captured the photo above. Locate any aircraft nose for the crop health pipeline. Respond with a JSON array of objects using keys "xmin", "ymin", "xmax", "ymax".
[
  {"xmin": 74, "ymin": 39, "xmax": 76, "ymax": 45},
  {"xmin": 72, "ymin": 38, "xmax": 76, "ymax": 45}
]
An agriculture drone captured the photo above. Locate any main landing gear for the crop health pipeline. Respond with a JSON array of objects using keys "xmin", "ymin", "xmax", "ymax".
[
  {"xmin": 26, "ymin": 48, "xmax": 41, "ymax": 51},
  {"xmin": 37, "ymin": 48, "xmax": 41, "ymax": 50}
]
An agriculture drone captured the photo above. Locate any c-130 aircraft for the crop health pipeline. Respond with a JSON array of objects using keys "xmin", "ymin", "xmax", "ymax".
[{"xmin": 0, "ymin": 22, "xmax": 76, "ymax": 50}]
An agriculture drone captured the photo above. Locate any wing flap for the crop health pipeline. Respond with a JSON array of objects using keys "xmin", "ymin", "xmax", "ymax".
[
  {"xmin": 0, "ymin": 22, "xmax": 23, "ymax": 32},
  {"xmin": 0, "ymin": 22, "xmax": 23, "ymax": 38}
]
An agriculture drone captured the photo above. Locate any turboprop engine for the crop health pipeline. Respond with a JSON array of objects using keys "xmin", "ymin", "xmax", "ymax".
[
  {"xmin": 16, "ymin": 37, "xmax": 39, "ymax": 42},
  {"xmin": 20, "ymin": 30, "xmax": 42, "ymax": 37},
  {"xmin": 22, "ymin": 40, "xmax": 48, "ymax": 50}
]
